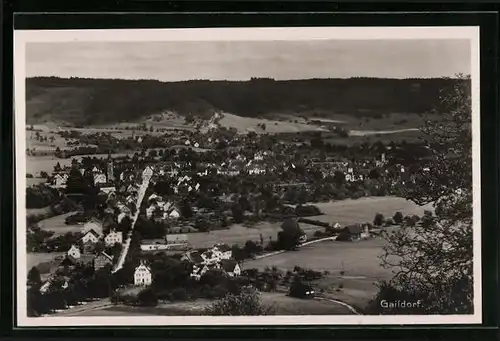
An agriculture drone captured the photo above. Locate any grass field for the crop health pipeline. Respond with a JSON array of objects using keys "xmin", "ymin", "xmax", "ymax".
[
  {"xmin": 26, "ymin": 152, "xmax": 136, "ymax": 176},
  {"xmin": 36, "ymin": 211, "xmax": 81, "ymax": 236},
  {"xmin": 67, "ymin": 292, "xmax": 353, "ymax": 316},
  {"xmin": 301, "ymin": 196, "xmax": 432, "ymax": 227},
  {"xmin": 217, "ymin": 112, "xmax": 327, "ymax": 134},
  {"xmin": 243, "ymin": 238, "xmax": 395, "ymax": 311}
]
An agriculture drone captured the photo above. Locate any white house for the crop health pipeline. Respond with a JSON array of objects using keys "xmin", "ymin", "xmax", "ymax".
[
  {"xmin": 53, "ymin": 174, "xmax": 67, "ymax": 188},
  {"xmin": 201, "ymin": 250, "xmax": 219, "ymax": 265},
  {"xmin": 134, "ymin": 263, "xmax": 152, "ymax": 286},
  {"xmin": 81, "ymin": 230, "xmax": 100, "ymax": 244},
  {"xmin": 94, "ymin": 173, "xmax": 107, "ymax": 185},
  {"xmin": 100, "ymin": 186, "xmax": 116, "ymax": 195},
  {"xmin": 168, "ymin": 208, "xmax": 180, "ymax": 219},
  {"xmin": 220, "ymin": 260, "xmax": 241, "ymax": 277},
  {"xmin": 104, "ymin": 230, "xmax": 123, "ymax": 246},
  {"xmin": 146, "ymin": 204, "xmax": 157, "ymax": 219},
  {"xmin": 140, "ymin": 239, "xmax": 170, "ymax": 252},
  {"xmin": 67, "ymin": 245, "xmax": 81, "ymax": 259},
  {"xmin": 212, "ymin": 244, "xmax": 232, "ymax": 260},
  {"xmin": 82, "ymin": 220, "xmax": 103, "ymax": 237},
  {"xmin": 143, "ymin": 166, "xmax": 154, "ymax": 180}
]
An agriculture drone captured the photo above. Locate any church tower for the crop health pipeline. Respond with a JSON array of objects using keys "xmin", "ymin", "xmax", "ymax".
[{"xmin": 107, "ymin": 154, "xmax": 114, "ymax": 182}]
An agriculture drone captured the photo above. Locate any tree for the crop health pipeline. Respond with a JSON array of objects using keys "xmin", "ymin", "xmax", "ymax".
[
  {"xmin": 373, "ymin": 213, "xmax": 385, "ymax": 226},
  {"xmin": 393, "ymin": 211, "xmax": 404, "ymax": 225},
  {"xmin": 277, "ymin": 218, "xmax": 304, "ymax": 250},
  {"xmin": 374, "ymin": 75, "xmax": 473, "ymax": 314},
  {"xmin": 180, "ymin": 200, "xmax": 193, "ymax": 219},
  {"xmin": 27, "ymin": 266, "xmax": 41, "ymax": 287},
  {"xmin": 203, "ymin": 287, "xmax": 272, "ymax": 316},
  {"xmin": 66, "ymin": 167, "xmax": 87, "ymax": 195},
  {"xmin": 231, "ymin": 203, "xmax": 245, "ymax": 224}
]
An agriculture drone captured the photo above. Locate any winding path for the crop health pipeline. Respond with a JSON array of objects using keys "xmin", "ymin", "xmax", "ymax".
[{"xmin": 314, "ymin": 297, "xmax": 362, "ymax": 315}]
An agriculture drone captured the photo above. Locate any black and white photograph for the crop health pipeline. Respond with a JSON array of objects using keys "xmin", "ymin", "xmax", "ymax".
[{"xmin": 15, "ymin": 27, "xmax": 481, "ymax": 326}]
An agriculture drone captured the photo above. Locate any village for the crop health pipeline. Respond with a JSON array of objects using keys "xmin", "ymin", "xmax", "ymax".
[{"xmin": 25, "ymin": 124, "xmax": 436, "ymax": 317}]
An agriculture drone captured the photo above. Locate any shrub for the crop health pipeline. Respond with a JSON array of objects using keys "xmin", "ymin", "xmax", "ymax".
[
  {"xmin": 373, "ymin": 213, "xmax": 385, "ymax": 226},
  {"xmin": 393, "ymin": 211, "xmax": 404, "ymax": 224}
]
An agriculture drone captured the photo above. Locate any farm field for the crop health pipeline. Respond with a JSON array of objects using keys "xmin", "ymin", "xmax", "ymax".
[
  {"xmin": 243, "ymin": 238, "xmax": 396, "ymax": 310},
  {"xmin": 217, "ymin": 112, "xmax": 327, "ymax": 134},
  {"xmin": 36, "ymin": 211, "xmax": 81, "ymax": 236}
]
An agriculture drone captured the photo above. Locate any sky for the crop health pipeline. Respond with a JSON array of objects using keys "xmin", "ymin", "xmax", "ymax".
[{"xmin": 26, "ymin": 39, "xmax": 471, "ymax": 81}]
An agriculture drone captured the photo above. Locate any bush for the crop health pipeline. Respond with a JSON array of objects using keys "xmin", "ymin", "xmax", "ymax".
[
  {"xmin": 373, "ymin": 213, "xmax": 385, "ymax": 226},
  {"xmin": 204, "ymin": 287, "xmax": 272, "ymax": 316},
  {"xmin": 136, "ymin": 288, "xmax": 158, "ymax": 307},
  {"xmin": 393, "ymin": 211, "xmax": 404, "ymax": 225}
]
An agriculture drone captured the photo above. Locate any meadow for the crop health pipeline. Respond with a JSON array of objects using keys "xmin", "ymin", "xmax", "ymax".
[
  {"xmin": 65, "ymin": 292, "xmax": 353, "ymax": 316},
  {"xmin": 36, "ymin": 211, "xmax": 81, "ymax": 236},
  {"xmin": 243, "ymin": 238, "xmax": 396, "ymax": 311},
  {"xmin": 302, "ymin": 196, "xmax": 433, "ymax": 227}
]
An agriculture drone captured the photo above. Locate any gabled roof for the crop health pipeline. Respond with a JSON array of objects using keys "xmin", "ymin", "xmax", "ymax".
[
  {"xmin": 135, "ymin": 263, "xmax": 152, "ymax": 273},
  {"xmin": 220, "ymin": 259, "xmax": 239, "ymax": 272},
  {"xmin": 82, "ymin": 229, "xmax": 101, "ymax": 239},
  {"xmin": 189, "ymin": 252, "xmax": 204, "ymax": 264},
  {"xmin": 214, "ymin": 244, "xmax": 231, "ymax": 252}
]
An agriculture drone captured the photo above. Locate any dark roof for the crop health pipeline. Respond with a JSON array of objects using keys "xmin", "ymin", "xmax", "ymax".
[
  {"xmin": 82, "ymin": 229, "xmax": 101, "ymax": 239},
  {"xmin": 220, "ymin": 259, "xmax": 238, "ymax": 272},
  {"xmin": 345, "ymin": 225, "xmax": 364, "ymax": 234},
  {"xmin": 95, "ymin": 252, "xmax": 113, "ymax": 262},
  {"xmin": 190, "ymin": 252, "xmax": 204, "ymax": 264},
  {"xmin": 214, "ymin": 244, "xmax": 231, "ymax": 252}
]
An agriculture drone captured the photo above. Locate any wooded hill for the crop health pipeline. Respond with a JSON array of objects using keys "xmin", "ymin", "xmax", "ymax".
[{"xmin": 26, "ymin": 76, "xmax": 465, "ymax": 126}]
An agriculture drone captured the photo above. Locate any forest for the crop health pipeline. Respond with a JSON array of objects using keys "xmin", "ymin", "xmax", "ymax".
[{"xmin": 26, "ymin": 76, "xmax": 466, "ymax": 125}]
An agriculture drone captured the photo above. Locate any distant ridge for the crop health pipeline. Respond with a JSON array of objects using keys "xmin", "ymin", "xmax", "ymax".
[{"xmin": 26, "ymin": 76, "xmax": 467, "ymax": 126}]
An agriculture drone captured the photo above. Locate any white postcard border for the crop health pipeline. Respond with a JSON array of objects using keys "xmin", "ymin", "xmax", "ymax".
[{"xmin": 14, "ymin": 26, "xmax": 481, "ymax": 327}]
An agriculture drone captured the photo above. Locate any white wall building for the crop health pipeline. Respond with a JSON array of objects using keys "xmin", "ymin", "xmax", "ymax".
[
  {"xmin": 104, "ymin": 230, "xmax": 123, "ymax": 246},
  {"xmin": 134, "ymin": 263, "xmax": 152, "ymax": 286},
  {"xmin": 67, "ymin": 245, "xmax": 81, "ymax": 259}
]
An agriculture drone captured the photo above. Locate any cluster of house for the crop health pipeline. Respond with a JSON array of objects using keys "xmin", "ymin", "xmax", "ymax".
[
  {"xmin": 133, "ymin": 243, "xmax": 241, "ymax": 286},
  {"xmin": 38, "ymin": 220, "xmax": 122, "ymax": 293}
]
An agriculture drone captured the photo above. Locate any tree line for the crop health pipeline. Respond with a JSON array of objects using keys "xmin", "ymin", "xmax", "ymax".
[{"xmin": 26, "ymin": 76, "xmax": 467, "ymax": 125}]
